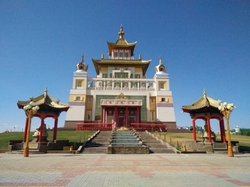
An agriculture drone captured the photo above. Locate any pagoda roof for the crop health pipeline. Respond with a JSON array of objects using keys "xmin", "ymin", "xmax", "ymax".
[
  {"xmin": 92, "ymin": 58, "xmax": 151, "ymax": 76},
  {"xmin": 107, "ymin": 25, "xmax": 137, "ymax": 56},
  {"xmin": 17, "ymin": 88, "xmax": 70, "ymax": 112},
  {"xmin": 182, "ymin": 90, "xmax": 221, "ymax": 113}
]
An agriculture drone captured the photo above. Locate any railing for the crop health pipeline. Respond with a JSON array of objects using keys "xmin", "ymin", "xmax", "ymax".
[
  {"xmin": 131, "ymin": 123, "xmax": 167, "ymax": 132},
  {"xmin": 87, "ymin": 78, "xmax": 155, "ymax": 91},
  {"xmin": 109, "ymin": 56, "xmax": 134, "ymax": 60},
  {"xmin": 76, "ymin": 123, "xmax": 112, "ymax": 131}
]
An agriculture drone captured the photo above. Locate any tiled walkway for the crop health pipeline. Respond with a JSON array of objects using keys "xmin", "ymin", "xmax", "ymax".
[{"xmin": 0, "ymin": 153, "xmax": 250, "ymax": 187}]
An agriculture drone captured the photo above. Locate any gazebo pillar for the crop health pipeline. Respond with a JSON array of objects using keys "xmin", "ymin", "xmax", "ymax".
[
  {"xmin": 220, "ymin": 118, "xmax": 226, "ymax": 143},
  {"xmin": 53, "ymin": 116, "xmax": 58, "ymax": 141},
  {"xmin": 192, "ymin": 117, "xmax": 197, "ymax": 141},
  {"xmin": 206, "ymin": 118, "xmax": 212, "ymax": 142},
  {"xmin": 23, "ymin": 117, "xmax": 29, "ymax": 142},
  {"xmin": 39, "ymin": 116, "xmax": 45, "ymax": 142}
]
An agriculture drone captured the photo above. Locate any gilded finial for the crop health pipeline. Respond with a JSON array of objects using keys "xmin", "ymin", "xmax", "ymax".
[
  {"xmin": 44, "ymin": 87, "xmax": 48, "ymax": 97},
  {"xmin": 159, "ymin": 56, "xmax": 162, "ymax": 64},
  {"xmin": 81, "ymin": 54, "xmax": 84, "ymax": 62},
  {"xmin": 118, "ymin": 25, "xmax": 124, "ymax": 39},
  {"xmin": 203, "ymin": 89, "xmax": 207, "ymax": 98}
]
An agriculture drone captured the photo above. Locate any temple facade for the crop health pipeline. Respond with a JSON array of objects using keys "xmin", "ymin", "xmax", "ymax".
[{"xmin": 64, "ymin": 26, "xmax": 176, "ymax": 129}]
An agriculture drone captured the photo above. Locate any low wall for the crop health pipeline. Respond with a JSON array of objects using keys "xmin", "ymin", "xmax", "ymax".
[{"xmin": 107, "ymin": 145, "xmax": 149, "ymax": 154}]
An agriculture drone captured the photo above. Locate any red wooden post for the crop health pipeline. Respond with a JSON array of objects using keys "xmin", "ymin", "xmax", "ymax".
[
  {"xmin": 192, "ymin": 118, "xmax": 196, "ymax": 141},
  {"xmin": 207, "ymin": 118, "xmax": 212, "ymax": 142},
  {"xmin": 39, "ymin": 117, "xmax": 45, "ymax": 142},
  {"xmin": 53, "ymin": 117, "xmax": 58, "ymax": 141},
  {"xmin": 126, "ymin": 106, "xmax": 128, "ymax": 128}
]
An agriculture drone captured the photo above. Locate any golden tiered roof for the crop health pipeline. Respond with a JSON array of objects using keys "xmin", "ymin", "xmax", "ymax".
[
  {"xmin": 92, "ymin": 58, "xmax": 151, "ymax": 75},
  {"xmin": 93, "ymin": 25, "xmax": 151, "ymax": 75},
  {"xmin": 17, "ymin": 88, "xmax": 69, "ymax": 112},
  {"xmin": 182, "ymin": 90, "xmax": 221, "ymax": 112},
  {"xmin": 107, "ymin": 25, "xmax": 137, "ymax": 56}
]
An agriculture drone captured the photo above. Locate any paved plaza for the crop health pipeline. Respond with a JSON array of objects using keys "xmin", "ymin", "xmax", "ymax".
[{"xmin": 0, "ymin": 153, "xmax": 250, "ymax": 187}]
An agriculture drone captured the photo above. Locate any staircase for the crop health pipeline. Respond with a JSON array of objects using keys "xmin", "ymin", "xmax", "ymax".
[
  {"xmin": 138, "ymin": 132, "xmax": 175, "ymax": 153},
  {"xmin": 82, "ymin": 131, "xmax": 175, "ymax": 154},
  {"xmin": 82, "ymin": 131, "xmax": 112, "ymax": 154}
]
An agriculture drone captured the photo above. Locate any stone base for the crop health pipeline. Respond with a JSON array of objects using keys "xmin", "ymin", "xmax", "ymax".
[{"xmin": 107, "ymin": 146, "xmax": 149, "ymax": 154}]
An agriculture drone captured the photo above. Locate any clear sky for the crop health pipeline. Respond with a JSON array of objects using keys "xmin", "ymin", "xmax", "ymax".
[{"xmin": 0, "ymin": 0, "xmax": 249, "ymax": 133}]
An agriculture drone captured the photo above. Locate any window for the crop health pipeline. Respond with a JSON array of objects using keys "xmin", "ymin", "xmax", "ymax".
[
  {"xmin": 125, "ymin": 52, "xmax": 128, "ymax": 58},
  {"xmin": 161, "ymin": 98, "xmax": 165, "ymax": 102},
  {"xmin": 88, "ymin": 97, "xmax": 92, "ymax": 103},
  {"xmin": 102, "ymin": 74, "xmax": 108, "ymax": 78},
  {"xmin": 151, "ymin": 111, "xmax": 155, "ymax": 121},
  {"xmin": 160, "ymin": 83, "xmax": 164, "ymax": 89},
  {"xmin": 114, "ymin": 50, "xmax": 118, "ymax": 57},
  {"xmin": 115, "ymin": 72, "xmax": 121, "ymax": 78},
  {"xmin": 77, "ymin": 81, "xmax": 82, "ymax": 87},
  {"xmin": 75, "ymin": 96, "xmax": 81, "ymax": 101},
  {"xmin": 135, "ymin": 74, "xmax": 140, "ymax": 78},
  {"xmin": 122, "ymin": 72, "xmax": 128, "ymax": 78}
]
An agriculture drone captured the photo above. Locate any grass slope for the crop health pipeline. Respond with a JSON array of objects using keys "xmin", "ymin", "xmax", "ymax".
[{"xmin": 0, "ymin": 131, "xmax": 95, "ymax": 150}]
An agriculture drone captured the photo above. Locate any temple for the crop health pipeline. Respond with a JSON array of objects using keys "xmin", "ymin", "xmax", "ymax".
[{"xmin": 64, "ymin": 26, "xmax": 176, "ymax": 130}]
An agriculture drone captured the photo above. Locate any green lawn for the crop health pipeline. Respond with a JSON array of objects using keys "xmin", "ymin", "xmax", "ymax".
[
  {"xmin": 153, "ymin": 132, "xmax": 250, "ymax": 150},
  {"xmin": 0, "ymin": 130, "xmax": 95, "ymax": 150},
  {"xmin": 1, "ymin": 130, "xmax": 249, "ymax": 152}
]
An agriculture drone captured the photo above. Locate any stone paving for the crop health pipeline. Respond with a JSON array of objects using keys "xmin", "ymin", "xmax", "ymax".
[{"xmin": 0, "ymin": 153, "xmax": 250, "ymax": 187}]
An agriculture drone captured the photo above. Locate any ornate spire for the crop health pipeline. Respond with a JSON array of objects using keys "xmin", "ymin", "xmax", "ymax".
[
  {"xmin": 81, "ymin": 54, "xmax": 84, "ymax": 62},
  {"xmin": 76, "ymin": 54, "xmax": 88, "ymax": 71},
  {"xmin": 203, "ymin": 89, "xmax": 207, "ymax": 98},
  {"xmin": 159, "ymin": 56, "xmax": 162, "ymax": 65},
  {"xmin": 118, "ymin": 25, "xmax": 124, "ymax": 39},
  {"xmin": 44, "ymin": 87, "xmax": 48, "ymax": 97}
]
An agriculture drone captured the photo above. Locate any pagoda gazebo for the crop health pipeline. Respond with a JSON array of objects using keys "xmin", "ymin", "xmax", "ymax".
[
  {"xmin": 182, "ymin": 90, "xmax": 226, "ymax": 143},
  {"xmin": 17, "ymin": 88, "xmax": 70, "ymax": 143}
]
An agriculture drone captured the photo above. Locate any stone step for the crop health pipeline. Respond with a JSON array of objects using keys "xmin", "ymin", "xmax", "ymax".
[
  {"xmin": 138, "ymin": 132, "xmax": 175, "ymax": 154},
  {"xmin": 82, "ymin": 147, "xmax": 107, "ymax": 154},
  {"xmin": 81, "ymin": 131, "xmax": 111, "ymax": 153},
  {"xmin": 150, "ymin": 148, "xmax": 174, "ymax": 153}
]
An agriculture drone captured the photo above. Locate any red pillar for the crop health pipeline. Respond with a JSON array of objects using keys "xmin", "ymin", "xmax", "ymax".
[
  {"xmin": 125, "ymin": 106, "xmax": 128, "ymax": 128},
  {"xmin": 23, "ymin": 117, "xmax": 29, "ymax": 142},
  {"xmin": 101, "ymin": 106, "xmax": 104, "ymax": 123},
  {"xmin": 207, "ymin": 118, "xmax": 212, "ymax": 142},
  {"xmin": 219, "ymin": 118, "xmax": 223, "ymax": 142},
  {"xmin": 139, "ymin": 107, "xmax": 141, "ymax": 123},
  {"xmin": 136, "ymin": 106, "xmax": 139, "ymax": 123},
  {"xmin": 53, "ymin": 116, "xmax": 58, "ymax": 142},
  {"xmin": 39, "ymin": 117, "xmax": 45, "ymax": 142},
  {"xmin": 192, "ymin": 118, "xmax": 197, "ymax": 141},
  {"xmin": 114, "ymin": 107, "xmax": 117, "ymax": 124}
]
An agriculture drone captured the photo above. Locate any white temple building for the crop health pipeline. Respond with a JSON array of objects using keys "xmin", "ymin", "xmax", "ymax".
[{"xmin": 64, "ymin": 26, "xmax": 176, "ymax": 130}]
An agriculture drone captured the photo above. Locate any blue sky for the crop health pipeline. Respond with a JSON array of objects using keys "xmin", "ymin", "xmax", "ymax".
[{"xmin": 0, "ymin": 0, "xmax": 249, "ymax": 133}]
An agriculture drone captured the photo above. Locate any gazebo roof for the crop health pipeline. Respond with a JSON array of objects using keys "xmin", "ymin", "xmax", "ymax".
[
  {"xmin": 182, "ymin": 90, "xmax": 221, "ymax": 113},
  {"xmin": 17, "ymin": 88, "xmax": 70, "ymax": 112}
]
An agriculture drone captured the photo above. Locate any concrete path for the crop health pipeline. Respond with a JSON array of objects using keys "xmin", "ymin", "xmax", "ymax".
[{"xmin": 0, "ymin": 153, "xmax": 250, "ymax": 187}]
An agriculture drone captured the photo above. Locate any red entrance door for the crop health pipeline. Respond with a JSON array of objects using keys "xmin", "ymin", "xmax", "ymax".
[{"xmin": 118, "ymin": 117, "xmax": 124, "ymax": 127}]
